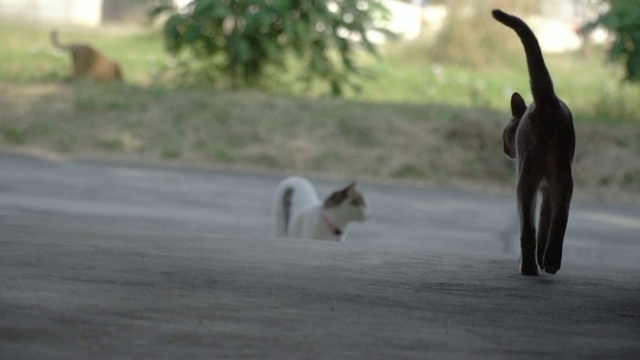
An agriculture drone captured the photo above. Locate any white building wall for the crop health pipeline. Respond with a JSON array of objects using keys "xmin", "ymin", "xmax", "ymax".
[
  {"xmin": 0, "ymin": 0, "xmax": 103, "ymax": 27},
  {"xmin": 382, "ymin": 0, "xmax": 423, "ymax": 41}
]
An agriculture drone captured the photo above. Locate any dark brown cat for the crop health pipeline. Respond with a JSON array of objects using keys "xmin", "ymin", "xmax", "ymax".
[
  {"xmin": 492, "ymin": 10, "xmax": 576, "ymax": 275},
  {"xmin": 51, "ymin": 31, "xmax": 123, "ymax": 83}
]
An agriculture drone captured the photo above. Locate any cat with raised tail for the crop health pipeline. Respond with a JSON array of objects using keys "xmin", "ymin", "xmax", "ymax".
[
  {"xmin": 51, "ymin": 30, "xmax": 123, "ymax": 83},
  {"xmin": 273, "ymin": 176, "xmax": 368, "ymax": 241},
  {"xmin": 492, "ymin": 10, "xmax": 576, "ymax": 275}
]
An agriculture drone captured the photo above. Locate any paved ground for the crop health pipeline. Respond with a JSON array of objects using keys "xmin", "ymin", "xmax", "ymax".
[{"xmin": 1, "ymin": 154, "xmax": 639, "ymax": 359}]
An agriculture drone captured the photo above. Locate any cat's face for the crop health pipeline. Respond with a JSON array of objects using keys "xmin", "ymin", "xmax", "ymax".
[{"xmin": 324, "ymin": 182, "xmax": 369, "ymax": 222}]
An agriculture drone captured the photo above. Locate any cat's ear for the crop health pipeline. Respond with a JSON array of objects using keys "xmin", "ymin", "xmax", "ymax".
[
  {"xmin": 510, "ymin": 92, "xmax": 527, "ymax": 119},
  {"xmin": 324, "ymin": 182, "xmax": 358, "ymax": 208},
  {"xmin": 342, "ymin": 181, "xmax": 358, "ymax": 195}
]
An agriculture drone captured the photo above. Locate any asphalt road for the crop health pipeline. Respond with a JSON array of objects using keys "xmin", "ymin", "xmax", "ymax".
[{"xmin": 1, "ymin": 154, "xmax": 639, "ymax": 359}]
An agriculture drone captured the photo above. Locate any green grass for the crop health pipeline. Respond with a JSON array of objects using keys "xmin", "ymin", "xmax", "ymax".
[
  {"xmin": 1, "ymin": 21, "xmax": 639, "ymax": 123},
  {"xmin": 360, "ymin": 41, "xmax": 640, "ymax": 124},
  {"xmin": 1, "ymin": 126, "xmax": 27, "ymax": 144}
]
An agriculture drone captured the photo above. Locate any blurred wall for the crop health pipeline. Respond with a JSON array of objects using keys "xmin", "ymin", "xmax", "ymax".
[
  {"xmin": 0, "ymin": 0, "xmax": 103, "ymax": 26},
  {"xmin": 382, "ymin": 0, "xmax": 423, "ymax": 41},
  {"xmin": 101, "ymin": 0, "xmax": 153, "ymax": 24},
  {"xmin": 0, "ymin": 0, "xmax": 152, "ymax": 26}
]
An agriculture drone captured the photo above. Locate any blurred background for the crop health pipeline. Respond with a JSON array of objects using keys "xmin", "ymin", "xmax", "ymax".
[{"xmin": 0, "ymin": 0, "xmax": 637, "ymax": 201}]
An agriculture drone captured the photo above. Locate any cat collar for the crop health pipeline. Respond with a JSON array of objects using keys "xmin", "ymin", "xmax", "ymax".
[{"xmin": 321, "ymin": 211, "xmax": 343, "ymax": 237}]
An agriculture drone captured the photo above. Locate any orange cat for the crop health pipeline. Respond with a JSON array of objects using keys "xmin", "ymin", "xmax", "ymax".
[{"xmin": 51, "ymin": 31, "xmax": 123, "ymax": 83}]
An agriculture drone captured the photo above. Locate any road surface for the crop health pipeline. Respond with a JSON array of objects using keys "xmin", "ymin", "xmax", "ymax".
[{"xmin": 1, "ymin": 154, "xmax": 639, "ymax": 359}]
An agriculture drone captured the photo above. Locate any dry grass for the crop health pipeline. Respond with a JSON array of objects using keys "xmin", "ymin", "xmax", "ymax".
[{"xmin": 1, "ymin": 82, "xmax": 638, "ymax": 202}]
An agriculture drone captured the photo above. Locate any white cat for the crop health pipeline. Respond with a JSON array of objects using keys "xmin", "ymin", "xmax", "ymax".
[{"xmin": 273, "ymin": 176, "xmax": 368, "ymax": 241}]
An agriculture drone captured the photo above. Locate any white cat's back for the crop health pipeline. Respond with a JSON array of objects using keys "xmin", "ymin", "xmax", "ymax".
[
  {"xmin": 273, "ymin": 176, "xmax": 320, "ymax": 237},
  {"xmin": 284, "ymin": 177, "xmax": 320, "ymax": 213}
]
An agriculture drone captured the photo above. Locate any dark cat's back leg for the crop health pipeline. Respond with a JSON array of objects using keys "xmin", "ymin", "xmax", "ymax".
[
  {"xmin": 543, "ymin": 170, "xmax": 573, "ymax": 274},
  {"xmin": 516, "ymin": 160, "xmax": 542, "ymax": 276}
]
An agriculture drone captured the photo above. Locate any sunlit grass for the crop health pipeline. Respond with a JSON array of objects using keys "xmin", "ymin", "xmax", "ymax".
[
  {"xmin": 0, "ymin": 22, "xmax": 167, "ymax": 85},
  {"xmin": 0, "ymin": 18, "xmax": 637, "ymax": 129},
  {"xmin": 1, "ymin": 21, "xmax": 639, "ymax": 123},
  {"xmin": 359, "ymin": 40, "xmax": 640, "ymax": 124}
]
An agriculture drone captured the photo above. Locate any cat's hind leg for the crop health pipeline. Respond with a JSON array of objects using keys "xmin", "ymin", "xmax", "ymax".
[
  {"xmin": 543, "ymin": 171, "xmax": 573, "ymax": 274},
  {"xmin": 516, "ymin": 161, "xmax": 542, "ymax": 276}
]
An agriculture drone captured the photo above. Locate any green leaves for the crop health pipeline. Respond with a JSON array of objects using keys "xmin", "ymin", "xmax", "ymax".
[
  {"xmin": 149, "ymin": 0, "xmax": 393, "ymax": 94},
  {"xmin": 589, "ymin": 0, "xmax": 640, "ymax": 82}
]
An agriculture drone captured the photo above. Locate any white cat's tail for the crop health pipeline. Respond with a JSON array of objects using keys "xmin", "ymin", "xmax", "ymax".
[{"xmin": 274, "ymin": 184, "xmax": 294, "ymax": 237}]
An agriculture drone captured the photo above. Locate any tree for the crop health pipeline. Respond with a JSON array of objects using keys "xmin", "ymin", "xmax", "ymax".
[
  {"xmin": 150, "ymin": 0, "xmax": 394, "ymax": 95},
  {"xmin": 587, "ymin": 0, "xmax": 640, "ymax": 81}
]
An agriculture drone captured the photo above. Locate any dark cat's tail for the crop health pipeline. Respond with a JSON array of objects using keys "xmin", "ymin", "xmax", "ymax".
[
  {"xmin": 282, "ymin": 187, "xmax": 294, "ymax": 236},
  {"xmin": 492, "ymin": 9, "xmax": 556, "ymax": 106}
]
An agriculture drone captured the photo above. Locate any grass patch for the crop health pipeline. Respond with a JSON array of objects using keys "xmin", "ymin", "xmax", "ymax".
[
  {"xmin": 56, "ymin": 135, "xmax": 79, "ymax": 152},
  {"xmin": 161, "ymin": 146, "xmax": 182, "ymax": 159},
  {"xmin": 98, "ymin": 138, "xmax": 124, "ymax": 151},
  {"xmin": 1, "ymin": 83, "xmax": 635, "ymax": 200},
  {"xmin": 1, "ymin": 126, "xmax": 27, "ymax": 144},
  {"xmin": 1, "ymin": 21, "xmax": 639, "ymax": 124}
]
